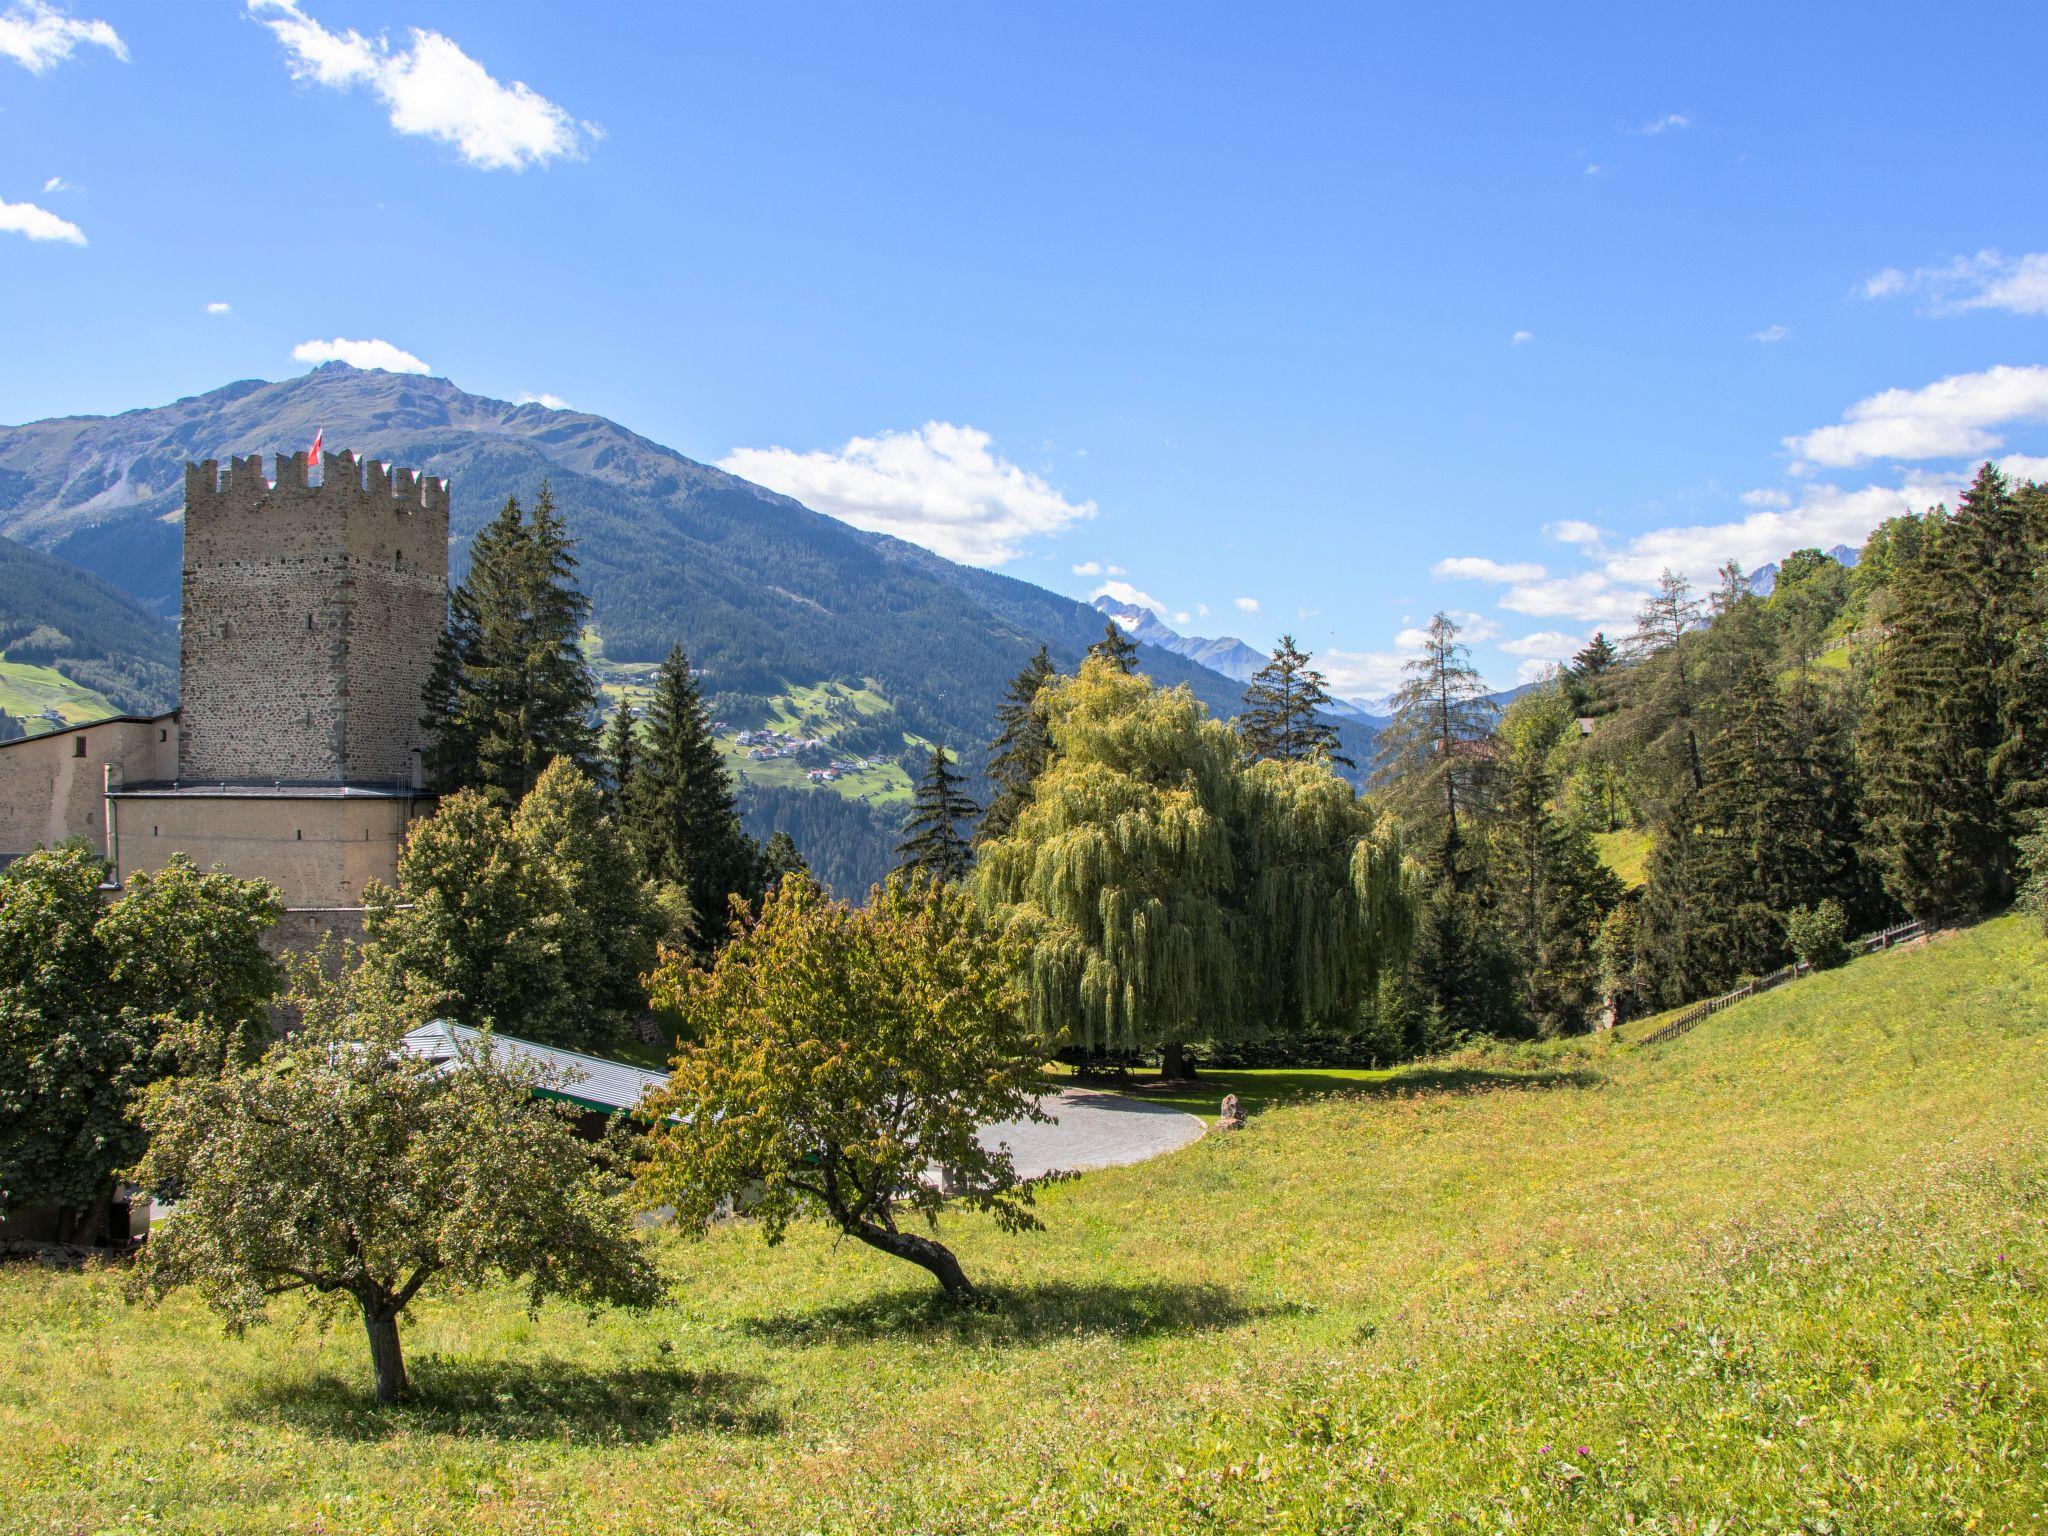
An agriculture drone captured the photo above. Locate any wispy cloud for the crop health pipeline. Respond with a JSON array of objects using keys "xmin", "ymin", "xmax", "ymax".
[
  {"xmin": 515, "ymin": 391, "xmax": 568, "ymax": 410},
  {"xmin": 0, "ymin": 196, "xmax": 85, "ymax": 244},
  {"xmin": 204, "ymin": 301, "xmax": 232, "ymax": 315},
  {"xmin": 1071, "ymin": 560, "xmax": 1103, "ymax": 576},
  {"xmin": 1785, "ymin": 364, "xmax": 2048, "ymax": 468},
  {"xmin": 1432, "ymin": 556, "xmax": 1545, "ymax": 582},
  {"xmin": 1092, "ymin": 580, "xmax": 1168, "ymax": 620},
  {"xmin": 1543, "ymin": 518, "xmax": 1604, "ymax": 546},
  {"xmin": 0, "ymin": 1, "xmax": 124, "ymax": 74},
  {"xmin": 247, "ymin": 0, "xmax": 596, "ymax": 171},
  {"xmin": 1500, "ymin": 630, "xmax": 1585, "ymax": 659},
  {"xmin": 720, "ymin": 422, "xmax": 1096, "ymax": 568},
  {"xmin": 1233, "ymin": 596, "xmax": 1260, "ymax": 614},
  {"xmin": 1317, "ymin": 647, "xmax": 1410, "ymax": 701},
  {"xmin": 41, "ymin": 174, "xmax": 72, "ymax": 192},
  {"xmin": 1751, "ymin": 324, "xmax": 1789, "ymax": 344},
  {"xmin": 1860, "ymin": 250, "xmax": 2048, "ymax": 317},
  {"xmin": 1510, "ymin": 329, "xmax": 1535, "ymax": 345},
  {"xmin": 1635, "ymin": 112, "xmax": 1692, "ymax": 135},
  {"xmin": 292, "ymin": 336, "xmax": 432, "ymax": 373}
]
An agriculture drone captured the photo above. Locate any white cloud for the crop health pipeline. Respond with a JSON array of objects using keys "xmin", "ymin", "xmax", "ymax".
[
  {"xmin": 1071, "ymin": 560, "xmax": 1103, "ymax": 576},
  {"xmin": 1544, "ymin": 518, "xmax": 1604, "ymax": 546},
  {"xmin": 41, "ymin": 175, "xmax": 70, "ymax": 192},
  {"xmin": 1393, "ymin": 627, "xmax": 1434, "ymax": 651},
  {"xmin": 1092, "ymin": 580, "xmax": 1168, "ymax": 620},
  {"xmin": 1751, "ymin": 324, "xmax": 1789, "ymax": 344},
  {"xmin": 1173, "ymin": 611, "xmax": 1191, "ymax": 626},
  {"xmin": 1860, "ymin": 250, "xmax": 2048, "ymax": 318},
  {"xmin": 719, "ymin": 421, "xmax": 1096, "ymax": 567},
  {"xmin": 1510, "ymin": 329, "xmax": 1534, "ymax": 345},
  {"xmin": 1432, "ymin": 556, "xmax": 1546, "ymax": 582},
  {"xmin": 248, "ymin": 0, "xmax": 593, "ymax": 171},
  {"xmin": 1500, "ymin": 629, "xmax": 1584, "ymax": 658},
  {"xmin": 1996, "ymin": 453, "xmax": 2048, "ymax": 483},
  {"xmin": 1196, "ymin": 602, "xmax": 1210, "ymax": 618},
  {"xmin": 1739, "ymin": 487, "xmax": 1790, "ymax": 508},
  {"xmin": 292, "ymin": 336, "xmax": 432, "ymax": 373},
  {"xmin": 1583, "ymin": 163, "xmax": 1603, "ymax": 177},
  {"xmin": 1499, "ymin": 570, "xmax": 1645, "ymax": 628},
  {"xmin": 1106, "ymin": 563, "xmax": 1126, "ymax": 576},
  {"xmin": 0, "ymin": 1, "xmax": 124, "ymax": 73},
  {"xmin": 1515, "ymin": 657, "xmax": 1564, "ymax": 685},
  {"xmin": 204, "ymin": 300, "xmax": 231, "ymax": 315},
  {"xmin": 515, "ymin": 391, "xmax": 568, "ymax": 410},
  {"xmin": 0, "ymin": 197, "xmax": 84, "ymax": 244},
  {"xmin": 1318, "ymin": 647, "xmax": 1411, "ymax": 701},
  {"xmin": 1636, "ymin": 112, "xmax": 1691, "ymax": 135},
  {"xmin": 1233, "ymin": 596, "xmax": 1260, "ymax": 614},
  {"xmin": 1785, "ymin": 364, "xmax": 2048, "ymax": 467}
]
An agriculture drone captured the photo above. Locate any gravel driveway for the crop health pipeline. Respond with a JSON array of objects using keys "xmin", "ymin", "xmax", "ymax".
[{"xmin": 977, "ymin": 1088, "xmax": 1207, "ymax": 1180}]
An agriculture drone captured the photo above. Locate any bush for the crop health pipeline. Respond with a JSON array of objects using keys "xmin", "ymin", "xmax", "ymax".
[{"xmin": 1786, "ymin": 899, "xmax": 1851, "ymax": 970}]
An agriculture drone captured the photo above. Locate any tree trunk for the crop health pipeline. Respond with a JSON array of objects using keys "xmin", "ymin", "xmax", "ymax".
[
  {"xmin": 1161, "ymin": 1039, "xmax": 1196, "ymax": 1081},
  {"xmin": 850, "ymin": 1222, "xmax": 977, "ymax": 1302},
  {"xmin": 360, "ymin": 1301, "xmax": 409, "ymax": 1404}
]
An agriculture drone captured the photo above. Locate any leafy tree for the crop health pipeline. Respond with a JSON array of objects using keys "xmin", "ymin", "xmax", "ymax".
[
  {"xmin": 1786, "ymin": 899, "xmax": 1850, "ymax": 970},
  {"xmin": 1372, "ymin": 612, "xmax": 1498, "ymax": 847},
  {"xmin": 638, "ymin": 873, "xmax": 1044, "ymax": 1302},
  {"xmin": 1088, "ymin": 619, "xmax": 1139, "ymax": 675},
  {"xmin": 363, "ymin": 761, "xmax": 662, "ymax": 1048},
  {"xmin": 0, "ymin": 846, "xmax": 279, "ymax": 1241},
  {"xmin": 130, "ymin": 960, "xmax": 662, "ymax": 1404},
  {"xmin": 1239, "ymin": 634, "xmax": 1351, "ymax": 765},
  {"xmin": 979, "ymin": 645, "xmax": 1056, "ymax": 844},
  {"xmin": 420, "ymin": 485, "xmax": 601, "ymax": 801},
  {"xmin": 624, "ymin": 646, "xmax": 760, "ymax": 950},
  {"xmin": 896, "ymin": 747, "xmax": 979, "ymax": 883},
  {"xmin": 977, "ymin": 660, "xmax": 1408, "ymax": 1077}
]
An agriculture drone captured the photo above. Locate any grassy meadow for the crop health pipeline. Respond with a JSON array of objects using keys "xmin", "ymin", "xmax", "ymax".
[
  {"xmin": 0, "ymin": 657, "xmax": 117, "ymax": 733},
  {"xmin": 4, "ymin": 917, "xmax": 2045, "ymax": 1533}
]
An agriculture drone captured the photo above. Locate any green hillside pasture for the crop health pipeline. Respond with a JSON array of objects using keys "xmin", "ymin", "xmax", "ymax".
[
  {"xmin": 4, "ymin": 918, "xmax": 2044, "ymax": 1532},
  {"xmin": 1591, "ymin": 826, "xmax": 1651, "ymax": 889},
  {"xmin": 0, "ymin": 658, "xmax": 118, "ymax": 734}
]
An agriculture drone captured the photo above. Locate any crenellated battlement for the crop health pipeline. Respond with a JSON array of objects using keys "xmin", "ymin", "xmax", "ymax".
[{"xmin": 184, "ymin": 450, "xmax": 449, "ymax": 520}]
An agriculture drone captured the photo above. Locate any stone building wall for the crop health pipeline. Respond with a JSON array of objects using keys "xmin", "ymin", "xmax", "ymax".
[
  {"xmin": 0, "ymin": 714, "xmax": 178, "ymax": 861},
  {"xmin": 177, "ymin": 452, "xmax": 447, "ymax": 786},
  {"xmin": 109, "ymin": 789, "xmax": 426, "ymax": 908}
]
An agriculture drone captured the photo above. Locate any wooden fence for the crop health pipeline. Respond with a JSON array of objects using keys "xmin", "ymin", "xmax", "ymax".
[{"xmin": 1638, "ymin": 919, "xmax": 1925, "ymax": 1046}]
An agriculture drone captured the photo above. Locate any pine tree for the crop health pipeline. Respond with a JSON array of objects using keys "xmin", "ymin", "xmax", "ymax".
[
  {"xmin": 1238, "ymin": 634, "xmax": 1351, "ymax": 765},
  {"xmin": 759, "ymin": 830, "xmax": 809, "ymax": 893},
  {"xmin": 601, "ymin": 701, "xmax": 639, "ymax": 806},
  {"xmin": 1089, "ymin": 620, "xmax": 1140, "ymax": 675},
  {"xmin": 979, "ymin": 645, "xmax": 1056, "ymax": 844},
  {"xmin": 420, "ymin": 487, "xmax": 600, "ymax": 801},
  {"xmin": 896, "ymin": 747, "xmax": 979, "ymax": 883},
  {"xmin": 625, "ymin": 646, "xmax": 759, "ymax": 950}
]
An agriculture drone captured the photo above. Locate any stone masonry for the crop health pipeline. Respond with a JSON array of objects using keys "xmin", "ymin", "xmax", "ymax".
[{"xmin": 177, "ymin": 450, "xmax": 448, "ymax": 786}]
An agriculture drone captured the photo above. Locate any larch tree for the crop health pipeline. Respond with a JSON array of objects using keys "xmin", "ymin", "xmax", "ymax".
[
  {"xmin": 1238, "ymin": 634, "xmax": 1351, "ymax": 766},
  {"xmin": 896, "ymin": 746, "xmax": 979, "ymax": 884},
  {"xmin": 1372, "ymin": 612, "xmax": 1498, "ymax": 850},
  {"xmin": 1621, "ymin": 569, "xmax": 1709, "ymax": 797},
  {"xmin": 978, "ymin": 645, "xmax": 1056, "ymax": 844},
  {"xmin": 624, "ymin": 646, "xmax": 759, "ymax": 951}
]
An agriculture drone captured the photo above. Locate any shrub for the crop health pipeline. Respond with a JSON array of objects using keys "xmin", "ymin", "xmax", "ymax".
[{"xmin": 1787, "ymin": 899, "xmax": 1851, "ymax": 970}]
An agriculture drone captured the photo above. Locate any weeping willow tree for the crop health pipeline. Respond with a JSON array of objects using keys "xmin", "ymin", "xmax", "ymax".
[{"xmin": 975, "ymin": 658, "xmax": 1410, "ymax": 1076}]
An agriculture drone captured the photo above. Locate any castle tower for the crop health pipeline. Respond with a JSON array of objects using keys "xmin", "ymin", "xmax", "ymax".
[{"xmin": 177, "ymin": 450, "xmax": 449, "ymax": 786}]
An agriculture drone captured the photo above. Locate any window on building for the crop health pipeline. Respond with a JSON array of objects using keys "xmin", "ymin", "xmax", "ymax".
[{"xmin": 72, "ymin": 737, "xmax": 86, "ymax": 758}]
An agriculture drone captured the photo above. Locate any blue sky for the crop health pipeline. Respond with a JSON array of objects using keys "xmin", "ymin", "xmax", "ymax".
[{"xmin": 6, "ymin": 1, "xmax": 2048, "ymax": 696}]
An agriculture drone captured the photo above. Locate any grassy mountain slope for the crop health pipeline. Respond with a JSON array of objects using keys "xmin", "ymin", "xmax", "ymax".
[
  {"xmin": 5, "ymin": 916, "xmax": 2041, "ymax": 1531},
  {"xmin": 0, "ymin": 535, "xmax": 177, "ymax": 722}
]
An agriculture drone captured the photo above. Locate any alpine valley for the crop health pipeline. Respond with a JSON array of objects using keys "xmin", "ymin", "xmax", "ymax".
[{"xmin": 0, "ymin": 363, "xmax": 1372, "ymax": 891}]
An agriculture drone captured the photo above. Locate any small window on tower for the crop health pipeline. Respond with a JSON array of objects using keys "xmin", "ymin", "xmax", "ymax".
[{"xmin": 73, "ymin": 737, "xmax": 86, "ymax": 758}]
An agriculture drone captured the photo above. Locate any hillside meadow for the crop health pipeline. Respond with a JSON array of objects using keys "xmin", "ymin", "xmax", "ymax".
[{"xmin": 3, "ymin": 917, "xmax": 2044, "ymax": 1533}]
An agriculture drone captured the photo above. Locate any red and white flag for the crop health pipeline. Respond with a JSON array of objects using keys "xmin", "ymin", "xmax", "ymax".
[{"xmin": 308, "ymin": 426, "xmax": 323, "ymax": 470}]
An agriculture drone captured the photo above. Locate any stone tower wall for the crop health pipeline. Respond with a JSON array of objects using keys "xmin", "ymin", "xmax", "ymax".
[{"xmin": 178, "ymin": 451, "xmax": 449, "ymax": 784}]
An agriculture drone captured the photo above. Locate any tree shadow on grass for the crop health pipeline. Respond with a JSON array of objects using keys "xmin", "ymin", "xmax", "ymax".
[
  {"xmin": 746, "ymin": 1277, "xmax": 1292, "ymax": 1348},
  {"xmin": 248, "ymin": 1356, "xmax": 781, "ymax": 1443},
  {"xmin": 1124, "ymin": 1064, "xmax": 1602, "ymax": 1118}
]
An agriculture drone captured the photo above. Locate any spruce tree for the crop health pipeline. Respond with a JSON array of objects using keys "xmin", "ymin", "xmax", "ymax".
[
  {"xmin": 896, "ymin": 747, "xmax": 979, "ymax": 883},
  {"xmin": 1239, "ymin": 634, "xmax": 1351, "ymax": 765},
  {"xmin": 759, "ymin": 830, "xmax": 809, "ymax": 893},
  {"xmin": 979, "ymin": 645, "xmax": 1056, "ymax": 844},
  {"xmin": 1372, "ymin": 612, "xmax": 1498, "ymax": 847},
  {"xmin": 420, "ymin": 486, "xmax": 600, "ymax": 801},
  {"xmin": 601, "ymin": 701, "xmax": 639, "ymax": 806},
  {"xmin": 625, "ymin": 646, "xmax": 759, "ymax": 950},
  {"xmin": 1088, "ymin": 620, "xmax": 1140, "ymax": 675}
]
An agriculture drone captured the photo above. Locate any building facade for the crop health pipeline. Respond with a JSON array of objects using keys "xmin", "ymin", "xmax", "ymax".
[{"xmin": 0, "ymin": 449, "xmax": 448, "ymax": 941}]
